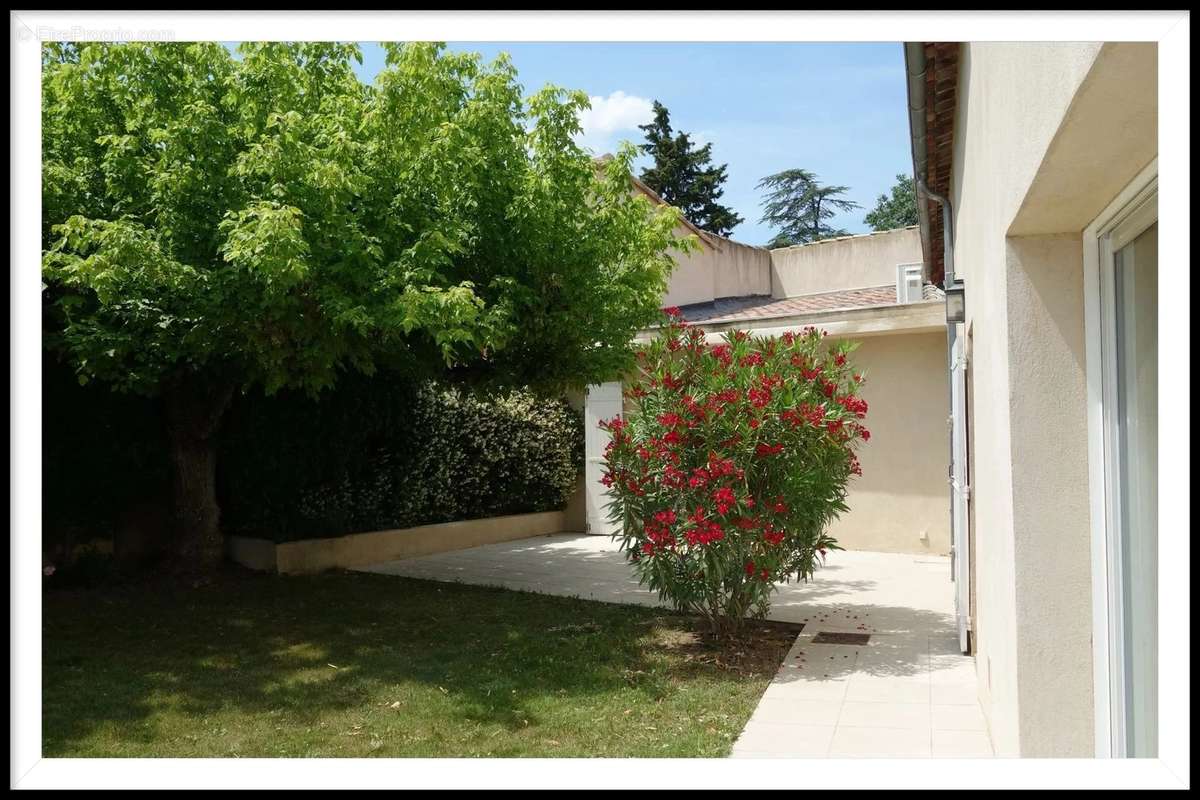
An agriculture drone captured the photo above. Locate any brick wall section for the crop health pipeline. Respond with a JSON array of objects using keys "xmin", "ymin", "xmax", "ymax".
[{"xmin": 924, "ymin": 42, "xmax": 961, "ymax": 287}]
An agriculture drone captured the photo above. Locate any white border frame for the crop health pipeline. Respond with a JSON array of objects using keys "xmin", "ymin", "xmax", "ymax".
[
  {"xmin": 12, "ymin": 9, "xmax": 1191, "ymax": 792},
  {"xmin": 1084, "ymin": 159, "xmax": 1158, "ymax": 759}
]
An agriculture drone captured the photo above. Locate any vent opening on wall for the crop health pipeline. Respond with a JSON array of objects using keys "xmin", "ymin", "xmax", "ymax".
[
  {"xmin": 896, "ymin": 262, "xmax": 924, "ymax": 304},
  {"xmin": 812, "ymin": 631, "xmax": 871, "ymax": 645}
]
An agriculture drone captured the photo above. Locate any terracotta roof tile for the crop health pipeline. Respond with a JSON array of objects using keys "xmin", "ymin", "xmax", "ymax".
[{"xmin": 678, "ymin": 284, "xmax": 943, "ymax": 325}]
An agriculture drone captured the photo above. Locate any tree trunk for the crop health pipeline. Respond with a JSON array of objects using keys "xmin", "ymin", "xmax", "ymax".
[{"xmin": 163, "ymin": 377, "xmax": 234, "ymax": 574}]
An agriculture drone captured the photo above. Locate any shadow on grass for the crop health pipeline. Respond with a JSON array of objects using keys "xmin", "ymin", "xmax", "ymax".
[{"xmin": 42, "ymin": 570, "xmax": 791, "ymax": 756}]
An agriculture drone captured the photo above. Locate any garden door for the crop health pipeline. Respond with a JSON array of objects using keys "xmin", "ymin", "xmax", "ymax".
[
  {"xmin": 1094, "ymin": 186, "xmax": 1158, "ymax": 758},
  {"xmin": 583, "ymin": 382, "xmax": 623, "ymax": 536}
]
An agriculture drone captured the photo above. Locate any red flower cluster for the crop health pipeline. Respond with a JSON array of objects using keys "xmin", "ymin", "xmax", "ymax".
[
  {"xmin": 641, "ymin": 511, "xmax": 678, "ymax": 556},
  {"xmin": 739, "ymin": 352, "xmax": 763, "ymax": 368},
  {"xmin": 685, "ymin": 506, "xmax": 726, "ymax": 546},
  {"xmin": 755, "ymin": 442, "xmax": 784, "ymax": 457},
  {"xmin": 836, "ymin": 393, "xmax": 869, "ymax": 418},
  {"xmin": 712, "ymin": 486, "xmax": 737, "ymax": 515}
]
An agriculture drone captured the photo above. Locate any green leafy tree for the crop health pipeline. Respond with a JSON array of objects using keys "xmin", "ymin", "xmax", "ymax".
[
  {"xmin": 42, "ymin": 41, "xmax": 688, "ymax": 570},
  {"xmin": 864, "ymin": 173, "xmax": 918, "ymax": 231},
  {"xmin": 756, "ymin": 168, "xmax": 861, "ymax": 247},
  {"xmin": 638, "ymin": 101, "xmax": 743, "ymax": 237}
]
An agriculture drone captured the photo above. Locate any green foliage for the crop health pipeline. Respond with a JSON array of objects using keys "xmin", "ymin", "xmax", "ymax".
[
  {"xmin": 600, "ymin": 314, "xmax": 869, "ymax": 634},
  {"xmin": 41, "ymin": 41, "xmax": 687, "ymax": 398},
  {"xmin": 41, "ymin": 351, "xmax": 169, "ymax": 537},
  {"xmin": 864, "ymin": 173, "xmax": 919, "ymax": 231},
  {"xmin": 218, "ymin": 375, "xmax": 583, "ymax": 542},
  {"xmin": 638, "ymin": 101, "xmax": 744, "ymax": 238},
  {"xmin": 756, "ymin": 168, "xmax": 862, "ymax": 247}
]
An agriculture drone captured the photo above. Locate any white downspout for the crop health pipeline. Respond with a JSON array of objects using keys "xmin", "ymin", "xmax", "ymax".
[{"xmin": 918, "ymin": 176, "xmax": 971, "ymax": 655}]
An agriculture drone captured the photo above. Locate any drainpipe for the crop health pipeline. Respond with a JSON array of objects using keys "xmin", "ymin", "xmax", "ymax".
[
  {"xmin": 906, "ymin": 41, "xmax": 970, "ymax": 653},
  {"xmin": 920, "ymin": 177, "xmax": 970, "ymax": 655}
]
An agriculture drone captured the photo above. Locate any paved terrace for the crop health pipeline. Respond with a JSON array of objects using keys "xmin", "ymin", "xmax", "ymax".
[{"xmin": 357, "ymin": 534, "xmax": 994, "ymax": 758}]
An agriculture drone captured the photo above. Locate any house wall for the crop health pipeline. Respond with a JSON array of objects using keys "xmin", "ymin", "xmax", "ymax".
[
  {"xmin": 661, "ymin": 226, "xmax": 772, "ymax": 308},
  {"xmin": 824, "ymin": 331, "xmax": 950, "ymax": 555},
  {"xmin": 594, "ymin": 323, "xmax": 949, "ymax": 558},
  {"xmin": 769, "ymin": 227, "xmax": 922, "ymax": 299},
  {"xmin": 948, "ymin": 41, "xmax": 1157, "ymax": 757}
]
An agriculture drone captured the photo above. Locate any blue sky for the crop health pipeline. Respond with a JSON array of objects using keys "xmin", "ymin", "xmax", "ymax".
[{"xmin": 355, "ymin": 43, "xmax": 913, "ymax": 247}]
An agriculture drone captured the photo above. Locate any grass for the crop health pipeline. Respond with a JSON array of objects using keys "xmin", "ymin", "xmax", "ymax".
[{"xmin": 43, "ymin": 569, "xmax": 797, "ymax": 757}]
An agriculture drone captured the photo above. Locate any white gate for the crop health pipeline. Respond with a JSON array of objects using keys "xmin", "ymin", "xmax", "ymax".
[
  {"xmin": 583, "ymin": 382, "xmax": 624, "ymax": 536},
  {"xmin": 949, "ymin": 329, "xmax": 972, "ymax": 653}
]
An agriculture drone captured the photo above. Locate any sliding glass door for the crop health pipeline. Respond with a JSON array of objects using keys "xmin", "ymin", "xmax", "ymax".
[{"xmin": 1095, "ymin": 187, "xmax": 1158, "ymax": 758}]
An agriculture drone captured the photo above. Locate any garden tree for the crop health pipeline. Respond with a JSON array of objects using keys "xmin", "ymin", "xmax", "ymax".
[
  {"xmin": 42, "ymin": 41, "xmax": 688, "ymax": 571},
  {"xmin": 864, "ymin": 173, "xmax": 919, "ymax": 231},
  {"xmin": 638, "ymin": 101, "xmax": 743, "ymax": 237},
  {"xmin": 756, "ymin": 168, "xmax": 862, "ymax": 247},
  {"xmin": 601, "ymin": 313, "xmax": 869, "ymax": 636}
]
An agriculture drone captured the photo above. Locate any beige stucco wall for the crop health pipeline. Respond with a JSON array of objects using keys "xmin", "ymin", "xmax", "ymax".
[
  {"xmin": 245, "ymin": 511, "xmax": 568, "ymax": 575},
  {"xmin": 825, "ymin": 331, "xmax": 950, "ymax": 555},
  {"xmin": 769, "ymin": 227, "xmax": 922, "ymax": 299},
  {"xmin": 662, "ymin": 227, "xmax": 772, "ymax": 308},
  {"xmin": 620, "ymin": 318, "xmax": 949, "ymax": 556},
  {"xmin": 948, "ymin": 41, "xmax": 1157, "ymax": 757}
]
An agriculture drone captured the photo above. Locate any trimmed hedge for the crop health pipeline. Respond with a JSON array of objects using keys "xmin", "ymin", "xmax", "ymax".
[
  {"xmin": 218, "ymin": 376, "xmax": 583, "ymax": 542},
  {"xmin": 42, "ymin": 352, "xmax": 170, "ymax": 542},
  {"xmin": 42, "ymin": 359, "xmax": 583, "ymax": 548}
]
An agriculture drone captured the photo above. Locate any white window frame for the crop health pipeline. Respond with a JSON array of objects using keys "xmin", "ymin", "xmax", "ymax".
[{"xmin": 1083, "ymin": 157, "xmax": 1158, "ymax": 758}]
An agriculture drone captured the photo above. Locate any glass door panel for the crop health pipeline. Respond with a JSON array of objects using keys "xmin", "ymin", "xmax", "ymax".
[{"xmin": 1112, "ymin": 222, "xmax": 1158, "ymax": 757}]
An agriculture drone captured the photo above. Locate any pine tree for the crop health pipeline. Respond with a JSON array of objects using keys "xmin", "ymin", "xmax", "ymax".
[
  {"xmin": 757, "ymin": 169, "xmax": 861, "ymax": 247},
  {"xmin": 638, "ymin": 101, "xmax": 744, "ymax": 237}
]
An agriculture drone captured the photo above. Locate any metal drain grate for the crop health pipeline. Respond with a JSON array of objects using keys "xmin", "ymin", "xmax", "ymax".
[{"xmin": 811, "ymin": 631, "xmax": 871, "ymax": 645}]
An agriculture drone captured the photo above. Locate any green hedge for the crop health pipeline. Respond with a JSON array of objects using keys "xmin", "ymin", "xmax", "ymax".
[
  {"xmin": 43, "ymin": 359, "xmax": 583, "ymax": 547},
  {"xmin": 218, "ymin": 376, "xmax": 583, "ymax": 542},
  {"xmin": 42, "ymin": 352, "xmax": 170, "ymax": 544}
]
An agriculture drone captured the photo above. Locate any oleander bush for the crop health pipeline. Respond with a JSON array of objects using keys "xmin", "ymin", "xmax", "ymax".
[{"xmin": 600, "ymin": 310, "xmax": 870, "ymax": 635}]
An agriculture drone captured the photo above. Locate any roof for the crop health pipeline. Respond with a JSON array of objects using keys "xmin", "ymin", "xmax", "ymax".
[
  {"xmin": 678, "ymin": 283, "xmax": 944, "ymax": 325},
  {"xmin": 908, "ymin": 42, "xmax": 960, "ymax": 287}
]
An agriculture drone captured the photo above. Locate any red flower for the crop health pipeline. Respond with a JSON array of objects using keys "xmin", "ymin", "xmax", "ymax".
[
  {"xmin": 663, "ymin": 306, "xmax": 683, "ymax": 318},
  {"xmin": 712, "ymin": 486, "xmax": 737, "ymax": 515},
  {"xmin": 739, "ymin": 352, "xmax": 763, "ymax": 368},
  {"xmin": 763, "ymin": 527, "xmax": 785, "ymax": 545},
  {"xmin": 755, "ymin": 442, "xmax": 784, "ymax": 457}
]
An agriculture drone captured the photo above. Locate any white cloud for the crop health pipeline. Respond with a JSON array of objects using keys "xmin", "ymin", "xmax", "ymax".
[{"xmin": 576, "ymin": 90, "xmax": 654, "ymax": 155}]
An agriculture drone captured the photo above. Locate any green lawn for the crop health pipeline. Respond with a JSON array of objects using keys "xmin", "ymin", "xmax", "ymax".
[{"xmin": 43, "ymin": 570, "xmax": 795, "ymax": 757}]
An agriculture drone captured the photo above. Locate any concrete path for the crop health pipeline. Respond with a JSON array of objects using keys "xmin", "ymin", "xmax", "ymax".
[{"xmin": 356, "ymin": 533, "xmax": 994, "ymax": 758}]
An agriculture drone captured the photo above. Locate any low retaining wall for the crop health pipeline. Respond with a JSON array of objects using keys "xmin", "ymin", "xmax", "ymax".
[{"xmin": 227, "ymin": 510, "xmax": 567, "ymax": 575}]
